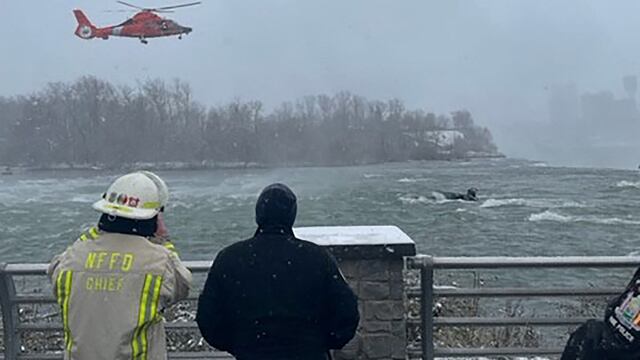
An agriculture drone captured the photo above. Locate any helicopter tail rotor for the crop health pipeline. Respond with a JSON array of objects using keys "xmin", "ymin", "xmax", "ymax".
[{"xmin": 73, "ymin": 10, "xmax": 97, "ymax": 39}]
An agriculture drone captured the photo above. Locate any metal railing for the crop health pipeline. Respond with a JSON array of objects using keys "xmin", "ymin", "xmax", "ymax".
[
  {"xmin": 0, "ymin": 261, "xmax": 235, "ymax": 360},
  {"xmin": 405, "ymin": 255, "xmax": 640, "ymax": 359},
  {"xmin": 4, "ymin": 256, "xmax": 640, "ymax": 360}
]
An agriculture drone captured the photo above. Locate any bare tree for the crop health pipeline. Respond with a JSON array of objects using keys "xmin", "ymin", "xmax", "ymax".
[{"xmin": 0, "ymin": 77, "xmax": 500, "ymax": 167}]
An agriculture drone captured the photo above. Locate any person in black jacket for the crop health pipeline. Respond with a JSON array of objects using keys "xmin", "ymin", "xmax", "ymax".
[
  {"xmin": 561, "ymin": 268, "xmax": 640, "ymax": 360},
  {"xmin": 196, "ymin": 183, "xmax": 360, "ymax": 360}
]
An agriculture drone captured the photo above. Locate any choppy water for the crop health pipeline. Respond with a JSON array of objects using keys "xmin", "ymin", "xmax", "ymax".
[{"xmin": 1, "ymin": 158, "xmax": 639, "ymax": 264}]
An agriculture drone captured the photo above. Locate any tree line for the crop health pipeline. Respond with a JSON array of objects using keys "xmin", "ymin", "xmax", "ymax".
[{"xmin": 0, "ymin": 76, "xmax": 498, "ymax": 168}]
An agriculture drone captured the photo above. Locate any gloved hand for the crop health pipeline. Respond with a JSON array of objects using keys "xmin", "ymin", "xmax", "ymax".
[
  {"xmin": 148, "ymin": 213, "xmax": 175, "ymax": 251},
  {"xmin": 155, "ymin": 213, "xmax": 169, "ymax": 239}
]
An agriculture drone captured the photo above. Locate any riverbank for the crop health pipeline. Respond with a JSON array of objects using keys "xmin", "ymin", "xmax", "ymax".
[{"xmin": 3, "ymin": 152, "xmax": 506, "ymax": 173}]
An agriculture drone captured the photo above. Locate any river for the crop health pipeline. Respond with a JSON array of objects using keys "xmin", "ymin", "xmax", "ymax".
[{"xmin": 1, "ymin": 158, "xmax": 639, "ymax": 264}]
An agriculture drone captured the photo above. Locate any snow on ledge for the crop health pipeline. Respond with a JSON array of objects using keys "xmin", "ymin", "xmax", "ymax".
[{"xmin": 293, "ymin": 225, "xmax": 414, "ymax": 246}]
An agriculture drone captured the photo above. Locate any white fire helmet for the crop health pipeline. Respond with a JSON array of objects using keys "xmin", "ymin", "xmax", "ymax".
[
  {"xmin": 139, "ymin": 170, "xmax": 169, "ymax": 208},
  {"xmin": 92, "ymin": 171, "xmax": 169, "ymax": 220}
]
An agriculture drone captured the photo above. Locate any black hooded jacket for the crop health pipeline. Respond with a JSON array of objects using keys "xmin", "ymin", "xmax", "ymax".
[
  {"xmin": 196, "ymin": 184, "xmax": 359, "ymax": 360},
  {"xmin": 561, "ymin": 267, "xmax": 640, "ymax": 360}
]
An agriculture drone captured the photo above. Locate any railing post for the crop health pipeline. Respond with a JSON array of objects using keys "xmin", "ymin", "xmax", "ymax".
[
  {"xmin": 420, "ymin": 256, "xmax": 434, "ymax": 360},
  {"xmin": 0, "ymin": 263, "xmax": 20, "ymax": 360}
]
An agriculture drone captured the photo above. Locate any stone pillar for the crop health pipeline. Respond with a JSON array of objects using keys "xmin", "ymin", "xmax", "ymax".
[{"xmin": 294, "ymin": 226, "xmax": 416, "ymax": 360}]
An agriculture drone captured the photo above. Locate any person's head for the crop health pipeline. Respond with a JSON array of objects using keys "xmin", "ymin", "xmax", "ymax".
[
  {"xmin": 255, "ymin": 183, "xmax": 297, "ymax": 232},
  {"xmin": 92, "ymin": 171, "xmax": 169, "ymax": 236},
  {"xmin": 467, "ymin": 187, "xmax": 478, "ymax": 198}
]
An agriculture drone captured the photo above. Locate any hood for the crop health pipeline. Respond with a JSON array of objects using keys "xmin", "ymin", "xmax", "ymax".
[
  {"xmin": 255, "ymin": 183, "xmax": 297, "ymax": 232},
  {"xmin": 98, "ymin": 214, "xmax": 157, "ymax": 237}
]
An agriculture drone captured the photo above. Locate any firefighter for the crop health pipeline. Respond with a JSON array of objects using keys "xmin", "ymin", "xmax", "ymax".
[{"xmin": 48, "ymin": 171, "xmax": 192, "ymax": 360}]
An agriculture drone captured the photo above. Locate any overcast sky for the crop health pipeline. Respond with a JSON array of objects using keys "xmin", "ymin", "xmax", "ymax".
[{"xmin": 2, "ymin": 1, "xmax": 640, "ymax": 161}]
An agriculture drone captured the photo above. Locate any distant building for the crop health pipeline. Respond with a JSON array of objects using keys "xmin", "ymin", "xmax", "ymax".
[
  {"xmin": 535, "ymin": 76, "xmax": 640, "ymax": 168},
  {"xmin": 623, "ymin": 75, "xmax": 637, "ymax": 100},
  {"xmin": 580, "ymin": 91, "xmax": 615, "ymax": 133},
  {"xmin": 548, "ymin": 83, "xmax": 580, "ymax": 126},
  {"xmin": 581, "ymin": 87, "xmax": 639, "ymax": 138}
]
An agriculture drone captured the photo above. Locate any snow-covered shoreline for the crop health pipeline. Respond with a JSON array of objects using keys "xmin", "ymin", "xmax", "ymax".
[{"xmin": 6, "ymin": 153, "xmax": 507, "ymax": 173}]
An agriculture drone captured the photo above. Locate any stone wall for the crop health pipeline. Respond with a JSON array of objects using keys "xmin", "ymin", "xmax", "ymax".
[{"xmin": 294, "ymin": 226, "xmax": 416, "ymax": 360}]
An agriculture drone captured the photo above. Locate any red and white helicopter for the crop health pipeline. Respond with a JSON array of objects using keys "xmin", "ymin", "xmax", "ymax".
[{"xmin": 73, "ymin": 1, "xmax": 200, "ymax": 44}]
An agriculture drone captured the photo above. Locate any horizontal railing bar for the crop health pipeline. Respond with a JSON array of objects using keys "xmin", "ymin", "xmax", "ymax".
[
  {"xmin": 12, "ymin": 294, "xmax": 199, "ymax": 304},
  {"xmin": 407, "ymin": 255, "xmax": 640, "ymax": 269},
  {"xmin": 18, "ymin": 256, "xmax": 640, "ymax": 275},
  {"xmin": 406, "ymin": 286, "xmax": 622, "ymax": 298},
  {"xmin": 12, "ymin": 295, "xmax": 55, "ymax": 304},
  {"xmin": 406, "ymin": 316, "xmax": 593, "ymax": 326},
  {"xmin": 17, "ymin": 323, "xmax": 62, "ymax": 331},
  {"xmin": 17, "ymin": 352, "xmax": 233, "ymax": 359},
  {"xmin": 10, "ymin": 256, "xmax": 640, "ymax": 273},
  {"xmin": 169, "ymin": 354, "xmax": 234, "ymax": 359},
  {"xmin": 165, "ymin": 321, "xmax": 199, "ymax": 329},
  {"xmin": 17, "ymin": 321, "xmax": 199, "ymax": 332},
  {"xmin": 407, "ymin": 346, "xmax": 564, "ymax": 356},
  {"xmin": 4, "ymin": 261, "xmax": 213, "ymax": 276},
  {"xmin": 4, "ymin": 264, "xmax": 49, "ymax": 275},
  {"xmin": 436, "ymin": 347, "xmax": 565, "ymax": 356}
]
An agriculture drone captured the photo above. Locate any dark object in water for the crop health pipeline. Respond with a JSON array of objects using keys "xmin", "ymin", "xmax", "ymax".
[
  {"xmin": 1, "ymin": 167, "xmax": 12, "ymax": 175},
  {"xmin": 438, "ymin": 188, "xmax": 478, "ymax": 201}
]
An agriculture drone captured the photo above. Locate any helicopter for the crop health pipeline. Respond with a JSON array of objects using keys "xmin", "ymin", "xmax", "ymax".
[{"xmin": 73, "ymin": 1, "xmax": 200, "ymax": 44}]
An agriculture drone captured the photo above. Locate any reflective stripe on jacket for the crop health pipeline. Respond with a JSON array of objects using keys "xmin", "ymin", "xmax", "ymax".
[{"xmin": 48, "ymin": 227, "xmax": 192, "ymax": 360}]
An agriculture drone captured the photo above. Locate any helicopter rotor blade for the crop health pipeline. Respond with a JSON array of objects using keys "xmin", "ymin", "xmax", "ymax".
[
  {"xmin": 155, "ymin": 1, "xmax": 201, "ymax": 10},
  {"xmin": 116, "ymin": 1, "xmax": 145, "ymax": 10}
]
